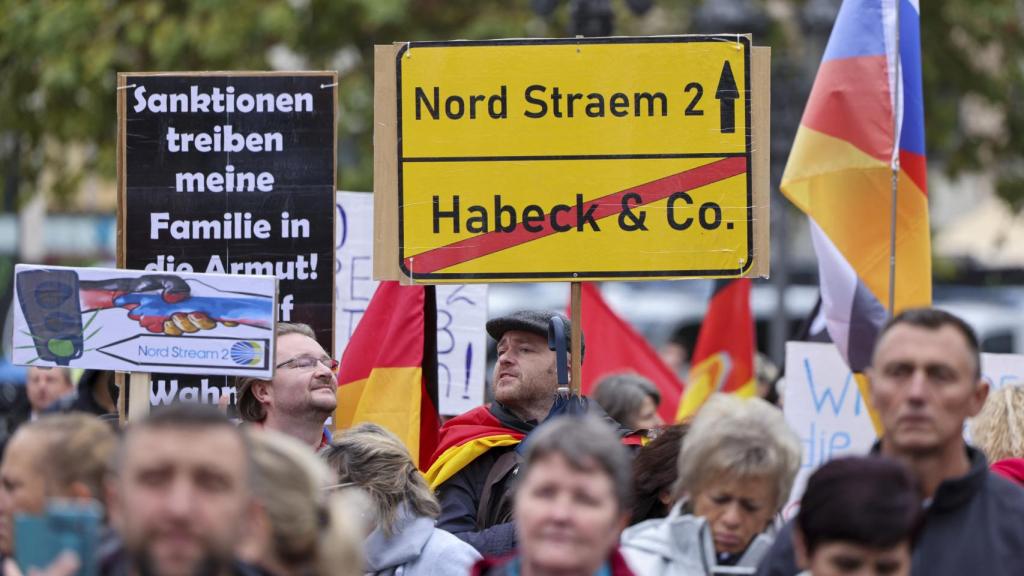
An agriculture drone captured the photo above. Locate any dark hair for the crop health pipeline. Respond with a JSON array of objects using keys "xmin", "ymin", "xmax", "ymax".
[
  {"xmin": 630, "ymin": 423, "xmax": 688, "ymax": 524},
  {"xmin": 236, "ymin": 322, "xmax": 318, "ymax": 422},
  {"xmin": 520, "ymin": 415, "xmax": 633, "ymax": 512},
  {"xmin": 877, "ymin": 308, "xmax": 981, "ymax": 379},
  {"xmin": 797, "ymin": 456, "xmax": 922, "ymax": 555},
  {"xmin": 139, "ymin": 401, "xmax": 238, "ymax": 428},
  {"xmin": 121, "ymin": 403, "xmax": 253, "ymax": 481},
  {"xmin": 593, "ymin": 373, "xmax": 661, "ymax": 429}
]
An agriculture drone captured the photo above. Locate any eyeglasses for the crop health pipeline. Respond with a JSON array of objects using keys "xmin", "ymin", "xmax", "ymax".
[{"xmin": 276, "ymin": 355, "xmax": 339, "ymax": 371}]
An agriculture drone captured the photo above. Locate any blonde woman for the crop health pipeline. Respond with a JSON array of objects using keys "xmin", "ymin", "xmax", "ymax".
[
  {"xmin": 970, "ymin": 384, "xmax": 1024, "ymax": 485},
  {"xmin": 324, "ymin": 423, "xmax": 481, "ymax": 576},
  {"xmin": 243, "ymin": 429, "xmax": 362, "ymax": 576},
  {"xmin": 620, "ymin": 394, "xmax": 802, "ymax": 575}
]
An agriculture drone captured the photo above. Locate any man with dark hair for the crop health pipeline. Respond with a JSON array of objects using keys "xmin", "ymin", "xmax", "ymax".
[
  {"xmin": 235, "ymin": 322, "xmax": 336, "ymax": 449},
  {"xmin": 757, "ymin": 307, "xmax": 1024, "ymax": 576},
  {"xmin": 104, "ymin": 403, "xmax": 261, "ymax": 576},
  {"xmin": 427, "ymin": 310, "xmax": 635, "ymax": 557}
]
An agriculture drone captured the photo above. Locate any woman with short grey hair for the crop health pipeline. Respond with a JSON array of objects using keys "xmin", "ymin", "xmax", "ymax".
[
  {"xmin": 473, "ymin": 415, "xmax": 638, "ymax": 575},
  {"xmin": 593, "ymin": 373, "xmax": 664, "ymax": 431},
  {"xmin": 620, "ymin": 394, "xmax": 801, "ymax": 575},
  {"xmin": 323, "ymin": 423, "xmax": 481, "ymax": 576}
]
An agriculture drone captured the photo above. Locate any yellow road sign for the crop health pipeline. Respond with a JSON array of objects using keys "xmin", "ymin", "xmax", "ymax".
[{"xmin": 376, "ymin": 36, "xmax": 769, "ymax": 282}]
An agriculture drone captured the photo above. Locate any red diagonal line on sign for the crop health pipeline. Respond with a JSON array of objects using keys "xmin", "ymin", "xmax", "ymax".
[{"xmin": 403, "ymin": 156, "xmax": 748, "ymax": 275}]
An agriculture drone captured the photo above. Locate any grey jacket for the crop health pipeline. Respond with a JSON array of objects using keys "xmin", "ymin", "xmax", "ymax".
[
  {"xmin": 364, "ymin": 505, "xmax": 481, "ymax": 576},
  {"xmin": 620, "ymin": 502, "xmax": 772, "ymax": 575}
]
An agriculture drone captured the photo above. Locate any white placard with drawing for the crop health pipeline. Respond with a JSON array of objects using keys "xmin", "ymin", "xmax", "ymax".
[{"xmin": 335, "ymin": 191, "xmax": 487, "ymax": 415}]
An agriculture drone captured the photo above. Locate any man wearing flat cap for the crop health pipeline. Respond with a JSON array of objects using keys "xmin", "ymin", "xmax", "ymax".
[{"xmin": 424, "ymin": 310, "xmax": 634, "ymax": 556}]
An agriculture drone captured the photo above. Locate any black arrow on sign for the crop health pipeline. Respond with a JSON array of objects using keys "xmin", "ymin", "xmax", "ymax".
[{"xmin": 716, "ymin": 61, "xmax": 738, "ymax": 134}]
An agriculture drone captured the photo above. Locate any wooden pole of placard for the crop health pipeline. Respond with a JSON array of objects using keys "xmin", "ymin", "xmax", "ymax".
[
  {"xmin": 129, "ymin": 372, "xmax": 152, "ymax": 421},
  {"xmin": 117, "ymin": 371, "xmax": 152, "ymax": 425},
  {"xmin": 117, "ymin": 373, "xmax": 125, "ymax": 424},
  {"xmin": 570, "ymin": 282, "xmax": 583, "ymax": 397}
]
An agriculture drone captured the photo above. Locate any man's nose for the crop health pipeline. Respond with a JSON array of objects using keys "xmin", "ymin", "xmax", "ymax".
[
  {"xmin": 313, "ymin": 360, "xmax": 332, "ymax": 377},
  {"xmin": 164, "ymin": 478, "xmax": 195, "ymax": 516},
  {"xmin": 906, "ymin": 369, "xmax": 929, "ymax": 401}
]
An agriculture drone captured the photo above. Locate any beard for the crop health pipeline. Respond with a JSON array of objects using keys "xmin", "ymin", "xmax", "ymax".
[{"xmin": 132, "ymin": 546, "xmax": 231, "ymax": 576}]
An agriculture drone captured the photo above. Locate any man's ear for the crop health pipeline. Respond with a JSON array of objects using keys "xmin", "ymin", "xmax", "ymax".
[
  {"xmin": 968, "ymin": 378, "xmax": 990, "ymax": 418},
  {"xmin": 251, "ymin": 380, "xmax": 272, "ymax": 405}
]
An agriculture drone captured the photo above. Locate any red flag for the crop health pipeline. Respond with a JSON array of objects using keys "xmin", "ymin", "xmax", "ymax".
[
  {"xmin": 676, "ymin": 279, "xmax": 755, "ymax": 421},
  {"xmin": 335, "ymin": 282, "xmax": 440, "ymax": 468},
  {"xmin": 573, "ymin": 283, "xmax": 684, "ymax": 423}
]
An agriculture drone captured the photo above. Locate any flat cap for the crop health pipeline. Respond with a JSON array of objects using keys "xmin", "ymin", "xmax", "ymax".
[{"xmin": 486, "ymin": 310, "xmax": 584, "ymax": 359}]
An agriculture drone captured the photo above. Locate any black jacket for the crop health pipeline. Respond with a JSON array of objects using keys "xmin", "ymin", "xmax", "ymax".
[{"xmin": 755, "ymin": 445, "xmax": 1024, "ymax": 576}]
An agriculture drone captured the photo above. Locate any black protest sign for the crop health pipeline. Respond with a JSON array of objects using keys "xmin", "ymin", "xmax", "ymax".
[{"xmin": 118, "ymin": 72, "xmax": 336, "ymax": 406}]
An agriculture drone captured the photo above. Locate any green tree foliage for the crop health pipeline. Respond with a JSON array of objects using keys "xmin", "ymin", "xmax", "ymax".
[
  {"xmin": 0, "ymin": 0, "xmax": 537, "ymax": 201},
  {"xmin": 920, "ymin": 0, "xmax": 1024, "ymax": 211},
  {"xmin": 1, "ymin": 0, "xmax": 1021, "ymax": 209},
  {"xmin": 0, "ymin": 0, "xmax": 300, "ymax": 203}
]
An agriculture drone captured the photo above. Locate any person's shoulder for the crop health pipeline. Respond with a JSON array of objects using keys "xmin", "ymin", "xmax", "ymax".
[
  {"xmin": 620, "ymin": 513, "xmax": 702, "ymax": 555},
  {"xmin": 752, "ymin": 520, "xmax": 800, "ymax": 576},
  {"xmin": 985, "ymin": 470, "xmax": 1024, "ymax": 509},
  {"xmin": 425, "ymin": 526, "xmax": 483, "ymax": 561},
  {"xmin": 441, "ymin": 405, "xmax": 496, "ymax": 428},
  {"xmin": 440, "ymin": 442, "xmax": 511, "ymax": 483}
]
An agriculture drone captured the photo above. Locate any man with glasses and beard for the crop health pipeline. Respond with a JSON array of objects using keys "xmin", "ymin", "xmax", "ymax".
[
  {"xmin": 236, "ymin": 323, "xmax": 338, "ymax": 450},
  {"xmin": 104, "ymin": 403, "xmax": 261, "ymax": 576}
]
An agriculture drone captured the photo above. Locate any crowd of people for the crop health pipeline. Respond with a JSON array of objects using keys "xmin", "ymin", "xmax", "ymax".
[{"xmin": 1, "ymin": 306, "xmax": 1024, "ymax": 576}]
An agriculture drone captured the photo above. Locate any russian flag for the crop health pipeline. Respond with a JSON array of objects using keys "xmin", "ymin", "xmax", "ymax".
[{"xmin": 782, "ymin": 0, "xmax": 930, "ymax": 373}]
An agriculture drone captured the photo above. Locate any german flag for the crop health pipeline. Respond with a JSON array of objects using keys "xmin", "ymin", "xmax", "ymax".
[
  {"xmin": 676, "ymin": 279, "xmax": 756, "ymax": 421},
  {"xmin": 425, "ymin": 395, "xmax": 649, "ymax": 490},
  {"xmin": 423, "ymin": 405, "xmax": 525, "ymax": 490},
  {"xmin": 335, "ymin": 281, "xmax": 440, "ymax": 468}
]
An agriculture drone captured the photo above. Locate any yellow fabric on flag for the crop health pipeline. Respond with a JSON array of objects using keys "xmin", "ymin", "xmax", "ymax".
[
  {"xmin": 336, "ymin": 366, "xmax": 425, "ymax": 466},
  {"xmin": 782, "ymin": 127, "xmax": 931, "ymax": 310},
  {"xmin": 424, "ymin": 435, "xmax": 522, "ymax": 491}
]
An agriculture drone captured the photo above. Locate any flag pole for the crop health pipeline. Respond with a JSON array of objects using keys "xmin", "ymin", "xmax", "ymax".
[
  {"xmin": 888, "ymin": 0, "xmax": 902, "ymax": 317},
  {"xmin": 570, "ymin": 281, "xmax": 583, "ymax": 396}
]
